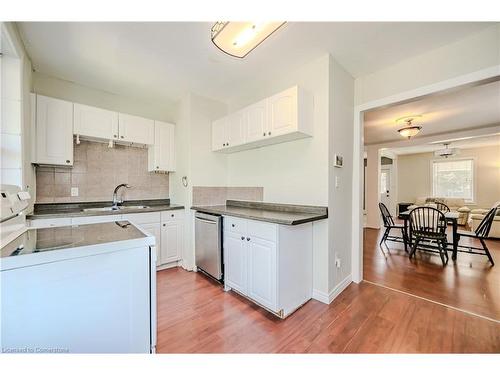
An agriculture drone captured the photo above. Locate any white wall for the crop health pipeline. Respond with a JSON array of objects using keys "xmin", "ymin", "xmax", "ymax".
[
  {"xmin": 224, "ymin": 54, "xmax": 331, "ymax": 296},
  {"xmin": 355, "ymin": 24, "xmax": 500, "ymax": 105},
  {"xmin": 32, "ymin": 72, "xmax": 177, "ymax": 123},
  {"xmin": 397, "ymin": 145, "xmax": 500, "ymax": 208},
  {"xmin": 328, "ymin": 57, "xmax": 354, "ymax": 292},
  {"xmin": 170, "ymin": 92, "xmax": 227, "ymax": 271}
]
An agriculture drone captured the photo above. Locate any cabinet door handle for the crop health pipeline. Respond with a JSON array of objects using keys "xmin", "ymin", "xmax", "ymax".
[
  {"xmin": 263, "ymin": 132, "xmax": 266, "ymax": 136},
  {"xmin": 162, "ymin": 223, "xmax": 166, "ymax": 227},
  {"xmin": 66, "ymin": 160, "xmax": 70, "ymax": 163},
  {"xmin": 120, "ymin": 135, "xmax": 124, "ymax": 139},
  {"xmin": 246, "ymin": 237, "xmax": 250, "ymax": 241},
  {"xmin": 268, "ymin": 131, "xmax": 271, "ymax": 135},
  {"xmin": 171, "ymin": 214, "xmax": 174, "ymax": 218},
  {"xmin": 241, "ymin": 236, "xmax": 245, "ymax": 240},
  {"xmin": 156, "ymin": 166, "xmax": 159, "ymax": 169},
  {"xmin": 227, "ymin": 142, "xmax": 229, "ymax": 146},
  {"xmin": 113, "ymin": 134, "xmax": 117, "ymax": 138},
  {"xmin": 231, "ymin": 224, "xmax": 235, "ymax": 227}
]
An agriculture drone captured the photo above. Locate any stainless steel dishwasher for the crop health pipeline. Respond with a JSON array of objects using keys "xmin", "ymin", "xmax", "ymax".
[{"xmin": 194, "ymin": 212, "xmax": 223, "ymax": 282}]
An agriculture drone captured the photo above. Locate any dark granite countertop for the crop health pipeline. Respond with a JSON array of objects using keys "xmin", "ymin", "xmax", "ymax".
[
  {"xmin": 191, "ymin": 200, "xmax": 328, "ymax": 225},
  {"xmin": 1, "ymin": 221, "xmax": 148, "ymax": 258},
  {"xmin": 27, "ymin": 199, "xmax": 184, "ymax": 220}
]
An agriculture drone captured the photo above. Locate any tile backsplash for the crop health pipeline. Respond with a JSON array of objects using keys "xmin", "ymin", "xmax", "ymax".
[
  {"xmin": 36, "ymin": 141, "xmax": 169, "ymax": 203},
  {"xmin": 192, "ymin": 186, "xmax": 263, "ymax": 206}
]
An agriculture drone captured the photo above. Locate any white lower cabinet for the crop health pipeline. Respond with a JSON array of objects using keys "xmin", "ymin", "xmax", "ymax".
[
  {"xmin": 28, "ymin": 210, "xmax": 184, "ymax": 269},
  {"xmin": 247, "ymin": 236, "xmax": 277, "ymax": 311},
  {"xmin": 223, "ymin": 216, "xmax": 312, "ymax": 318},
  {"xmin": 224, "ymin": 232, "xmax": 248, "ymax": 295},
  {"xmin": 160, "ymin": 220, "xmax": 183, "ymax": 264}
]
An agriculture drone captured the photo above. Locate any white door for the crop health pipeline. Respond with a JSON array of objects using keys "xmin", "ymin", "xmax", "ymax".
[
  {"xmin": 35, "ymin": 95, "xmax": 74, "ymax": 166},
  {"xmin": 118, "ymin": 113, "xmax": 154, "ymax": 145},
  {"xmin": 73, "ymin": 103, "xmax": 119, "ymax": 140},
  {"xmin": 161, "ymin": 221, "xmax": 183, "ymax": 264},
  {"xmin": 211, "ymin": 117, "xmax": 227, "ymax": 151},
  {"xmin": 380, "ymin": 167, "xmax": 393, "ymax": 215},
  {"xmin": 245, "ymin": 99, "xmax": 268, "ymax": 142},
  {"xmin": 150, "ymin": 121, "xmax": 175, "ymax": 172},
  {"xmin": 227, "ymin": 110, "xmax": 246, "ymax": 147},
  {"xmin": 141, "ymin": 223, "xmax": 162, "ymax": 266},
  {"xmin": 224, "ymin": 232, "xmax": 247, "ymax": 295},
  {"xmin": 247, "ymin": 236, "xmax": 277, "ymax": 311},
  {"xmin": 268, "ymin": 86, "xmax": 297, "ymax": 137}
]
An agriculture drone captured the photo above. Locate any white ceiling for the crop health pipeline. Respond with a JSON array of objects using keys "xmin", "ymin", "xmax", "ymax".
[
  {"xmin": 387, "ymin": 134, "xmax": 500, "ymax": 155},
  {"xmin": 364, "ymin": 80, "xmax": 500, "ymax": 145},
  {"xmin": 17, "ymin": 22, "xmax": 494, "ymax": 103}
]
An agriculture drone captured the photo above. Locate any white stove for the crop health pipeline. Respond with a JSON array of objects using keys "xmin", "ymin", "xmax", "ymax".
[{"xmin": 0, "ymin": 185, "xmax": 157, "ymax": 353}]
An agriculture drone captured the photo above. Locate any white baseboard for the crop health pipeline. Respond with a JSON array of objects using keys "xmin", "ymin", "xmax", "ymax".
[
  {"xmin": 312, "ymin": 274, "xmax": 352, "ymax": 305},
  {"xmin": 156, "ymin": 260, "xmax": 181, "ymax": 271}
]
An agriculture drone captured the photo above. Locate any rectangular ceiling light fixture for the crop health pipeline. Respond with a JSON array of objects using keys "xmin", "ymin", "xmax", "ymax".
[{"xmin": 211, "ymin": 22, "xmax": 286, "ymax": 58}]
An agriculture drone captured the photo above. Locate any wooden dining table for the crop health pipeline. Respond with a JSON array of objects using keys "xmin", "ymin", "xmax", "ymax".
[{"xmin": 398, "ymin": 210, "xmax": 460, "ymax": 260}]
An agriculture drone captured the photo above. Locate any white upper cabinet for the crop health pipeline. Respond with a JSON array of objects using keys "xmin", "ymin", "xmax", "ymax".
[
  {"xmin": 118, "ymin": 113, "xmax": 154, "ymax": 145},
  {"xmin": 34, "ymin": 95, "xmax": 74, "ymax": 166},
  {"xmin": 268, "ymin": 86, "xmax": 298, "ymax": 137},
  {"xmin": 212, "ymin": 117, "xmax": 227, "ymax": 151},
  {"xmin": 246, "ymin": 99, "xmax": 268, "ymax": 143},
  {"xmin": 227, "ymin": 110, "xmax": 247, "ymax": 147},
  {"xmin": 148, "ymin": 121, "xmax": 175, "ymax": 172},
  {"xmin": 212, "ymin": 85, "xmax": 313, "ymax": 153},
  {"xmin": 74, "ymin": 103, "xmax": 119, "ymax": 140}
]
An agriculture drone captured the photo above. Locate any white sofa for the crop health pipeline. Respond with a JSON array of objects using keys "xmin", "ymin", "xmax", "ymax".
[
  {"xmin": 470, "ymin": 206, "xmax": 500, "ymax": 239},
  {"xmin": 407, "ymin": 197, "xmax": 471, "ymax": 225}
]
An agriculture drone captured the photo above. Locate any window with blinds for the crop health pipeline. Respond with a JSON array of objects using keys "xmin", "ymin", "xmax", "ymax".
[{"xmin": 431, "ymin": 159, "xmax": 474, "ymax": 202}]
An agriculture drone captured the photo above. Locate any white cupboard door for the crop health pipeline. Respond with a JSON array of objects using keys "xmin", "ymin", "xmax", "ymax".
[
  {"xmin": 161, "ymin": 221, "xmax": 183, "ymax": 264},
  {"xmin": 149, "ymin": 121, "xmax": 175, "ymax": 172},
  {"xmin": 118, "ymin": 113, "xmax": 154, "ymax": 145},
  {"xmin": 74, "ymin": 103, "xmax": 118, "ymax": 140},
  {"xmin": 141, "ymin": 223, "xmax": 162, "ymax": 266},
  {"xmin": 212, "ymin": 117, "xmax": 227, "ymax": 151},
  {"xmin": 224, "ymin": 232, "xmax": 247, "ymax": 295},
  {"xmin": 247, "ymin": 237, "xmax": 277, "ymax": 311},
  {"xmin": 35, "ymin": 95, "xmax": 73, "ymax": 166},
  {"xmin": 268, "ymin": 86, "xmax": 297, "ymax": 137},
  {"xmin": 227, "ymin": 111, "xmax": 246, "ymax": 147},
  {"xmin": 246, "ymin": 99, "xmax": 268, "ymax": 142}
]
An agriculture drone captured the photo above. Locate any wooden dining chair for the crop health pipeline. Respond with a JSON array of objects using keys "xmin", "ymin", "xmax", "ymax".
[
  {"xmin": 456, "ymin": 206, "xmax": 497, "ymax": 266},
  {"xmin": 378, "ymin": 202, "xmax": 406, "ymax": 253},
  {"xmin": 435, "ymin": 202, "xmax": 450, "ymax": 213},
  {"xmin": 409, "ymin": 206, "xmax": 449, "ymax": 266}
]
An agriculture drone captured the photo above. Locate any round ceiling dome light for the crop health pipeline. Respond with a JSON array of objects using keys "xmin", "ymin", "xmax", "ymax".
[{"xmin": 396, "ymin": 115, "xmax": 423, "ymax": 139}]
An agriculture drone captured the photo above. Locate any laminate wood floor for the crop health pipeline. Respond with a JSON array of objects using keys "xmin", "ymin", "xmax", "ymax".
[
  {"xmin": 156, "ymin": 267, "xmax": 500, "ymax": 353},
  {"xmin": 363, "ymin": 227, "xmax": 500, "ymax": 321}
]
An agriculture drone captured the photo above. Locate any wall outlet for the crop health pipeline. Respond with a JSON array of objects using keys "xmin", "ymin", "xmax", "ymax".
[
  {"xmin": 335, "ymin": 257, "xmax": 341, "ymax": 268},
  {"xmin": 71, "ymin": 187, "xmax": 79, "ymax": 197}
]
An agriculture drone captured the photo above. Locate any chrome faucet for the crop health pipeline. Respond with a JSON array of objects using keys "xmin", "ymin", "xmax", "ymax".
[{"xmin": 112, "ymin": 184, "xmax": 131, "ymax": 208}]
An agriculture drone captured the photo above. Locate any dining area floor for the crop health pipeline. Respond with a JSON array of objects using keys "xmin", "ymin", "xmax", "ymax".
[{"xmin": 363, "ymin": 225, "xmax": 500, "ymax": 322}]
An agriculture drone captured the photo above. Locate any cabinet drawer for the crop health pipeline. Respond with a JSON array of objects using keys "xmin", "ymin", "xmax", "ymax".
[
  {"xmin": 224, "ymin": 216, "xmax": 247, "ymax": 235},
  {"xmin": 29, "ymin": 218, "xmax": 72, "ymax": 228},
  {"xmin": 247, "ymin": 219, "xmax": 277, "ymax": 242},
  {"xmin": 72, "ymin": 215, "xmax": 121, "ymax": 225},
  {"xmin": 122, "ymin": 212, "xmax": 161, "ymax": 225},
  {"xmin": 160, "ymin": 210, "xmax": 184, "ymax": 222}
]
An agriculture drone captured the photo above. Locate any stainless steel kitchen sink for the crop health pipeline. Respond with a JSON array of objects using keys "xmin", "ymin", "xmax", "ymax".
[
  {"xmin": 82, "ymin": 207, "xmax": 120, "ymax": 212},
  {"xmin": 82, "ymin": 205, "xmax": 149, "ymax": 213}
]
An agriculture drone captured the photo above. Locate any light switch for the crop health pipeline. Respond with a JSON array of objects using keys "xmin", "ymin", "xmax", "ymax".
[
  {"xmin": 335, "ymin": 176, "xmax": 340, "ymax": 189},
  {"xmin": 71, "ymin": 187, "xmax": 79, "ymax": 197}
]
